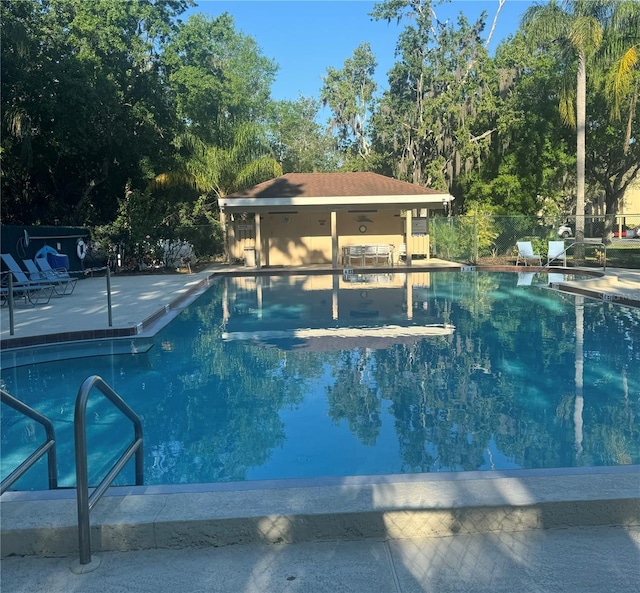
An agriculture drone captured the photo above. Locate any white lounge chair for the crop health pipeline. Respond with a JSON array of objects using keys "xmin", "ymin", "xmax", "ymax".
[
  {"xmin": 516, "ymin": 241, "xmax": 542, "ymax": 266},
  {"xmin": 547, "ymin": 241, "xmax": 567, "ymax": 266}
]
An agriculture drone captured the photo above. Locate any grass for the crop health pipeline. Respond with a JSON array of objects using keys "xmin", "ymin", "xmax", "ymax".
[
  {"xmin": 597, "ymin": 244, "xmax": 640, "ymax": 269},
  {"xmin": 474, "ymin": 242, "xmax": 640, "ymax": 269}
]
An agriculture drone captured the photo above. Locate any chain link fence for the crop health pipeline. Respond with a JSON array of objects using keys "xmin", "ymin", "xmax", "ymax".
[{"xmin": 431, "ymin": 215, "xmax": 640, "ymax": 269}]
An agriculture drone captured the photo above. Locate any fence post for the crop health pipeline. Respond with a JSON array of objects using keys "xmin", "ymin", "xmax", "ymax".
[
  {"xmin": 106, "ymin": 267, "xmax": 113, "ymax": 327},
  {"xmin": 473, "ymin": 214, "xmax": 478, "ymax": 264},
  {"xmin": 8, "ymin": 274, "xmax": 14, "ymax": 335}
]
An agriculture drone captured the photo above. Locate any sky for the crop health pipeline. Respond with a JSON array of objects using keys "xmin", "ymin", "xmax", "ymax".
[{"xmin": 189, "ymin": 0, "xmax": 536, "ymax": 102}]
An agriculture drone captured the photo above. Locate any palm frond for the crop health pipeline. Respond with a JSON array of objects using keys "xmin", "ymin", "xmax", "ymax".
[
  {"xmin": 148, "ymin": 171, "xmax": 196, "ymax": 191},
  {"xmin": 608, "ymin": 45, "xmax": 639, "ymax": 118},
  {"xmin": 568, "ymin": 15, "xmax": 603, "ymax": 55}
]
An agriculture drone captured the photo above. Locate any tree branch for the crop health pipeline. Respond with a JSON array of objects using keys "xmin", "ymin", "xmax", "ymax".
[
  {"xmin": 470, "ymin": 129, "xmax": 496, "ymax": 143},
  {"xmin": 485, "ymin": 0, "xmax": 507, "ymax": 50}
]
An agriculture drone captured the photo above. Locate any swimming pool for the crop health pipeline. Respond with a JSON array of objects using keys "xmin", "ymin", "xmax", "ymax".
[{"xmin": 1, "ymin": 271, "xmax": 639, "ymax": 491}]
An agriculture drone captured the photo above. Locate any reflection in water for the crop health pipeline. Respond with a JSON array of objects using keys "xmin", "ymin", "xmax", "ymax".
[
  {"xmin": 2, "ymin": 272, "xmax": 639, "ymax": 490},
  {"xmin": 574, "ymin": 296, "xmax": 584, "ymax": 458}
]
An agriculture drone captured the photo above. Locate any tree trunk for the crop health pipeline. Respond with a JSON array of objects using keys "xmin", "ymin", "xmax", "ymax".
[{"xmin": 575, "ymin": 51, "xmax": 586, "ymax": 261}]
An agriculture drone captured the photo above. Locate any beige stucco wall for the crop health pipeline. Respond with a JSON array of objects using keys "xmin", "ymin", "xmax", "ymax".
[
  {"xmin": 230, "ymin": 208, "xmax": 435, "ymax": 266},
  {"xmin": 261, "ymin": 209, "xmax": 410, "ymax": 266},
  {"xmin": 263, "ymin": 211, "xmax": 332, "ymax": 266},
  {"xmin": 621, "ymin": 178, "xmax": 640, "ymax": 225}
]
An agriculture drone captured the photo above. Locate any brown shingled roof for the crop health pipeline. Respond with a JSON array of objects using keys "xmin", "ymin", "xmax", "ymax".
[{"xmin": 225, "ymin": 172, "xmax": 445, "ymax": 199}]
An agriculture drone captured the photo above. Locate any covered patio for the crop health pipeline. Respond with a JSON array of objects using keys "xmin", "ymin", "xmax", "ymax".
[{"xmin": 218, "ymin": 172, "xmax": 455, "ymax": 268}]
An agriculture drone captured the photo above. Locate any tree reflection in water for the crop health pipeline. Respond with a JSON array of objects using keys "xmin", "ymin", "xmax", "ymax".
[{"xmin": 2, "ymin": 272, "xmax": 638, "ymax": 489}]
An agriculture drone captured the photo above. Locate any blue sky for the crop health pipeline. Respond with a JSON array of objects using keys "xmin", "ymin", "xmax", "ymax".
[{"xmin": 190, "ymin": 1, "xmax": 535, "ymax": 102}]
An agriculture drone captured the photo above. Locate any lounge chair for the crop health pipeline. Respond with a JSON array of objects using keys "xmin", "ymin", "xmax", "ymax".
[
  {"xmin": 0, "ymin": 254, "xmax": 55, "ymax": 305},
  {"xmin": 516, "ymin": 241, "xmax": 542, "ymax": 266},
  {"xmin": 547, "ymin": 241, "xmax": 567, "ymax": 266},
  {"xmin": 24, "ymin": 258, "xmax": 77, "ymax": 295}
]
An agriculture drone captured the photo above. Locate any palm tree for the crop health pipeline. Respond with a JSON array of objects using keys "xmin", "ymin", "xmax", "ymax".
[
  {"xmin": 601, "ymin": 1, "xmax": 640, "ymax": 141},
  {"xmin": 592, "ymin": 1, "xmax": 640, "ymax": 236},
  {"xmin": 522, "ymin": 1, "xmax": 608, "ymax": 247},
  {"xmin": 158, "ymin": 121, "xmax": 282, "ymax": 206},
  {"xmin": 151, "ymin": 121, "xmax": 282, "ymax": 260}
]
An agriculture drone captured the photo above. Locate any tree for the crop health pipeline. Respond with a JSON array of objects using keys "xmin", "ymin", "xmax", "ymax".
[
  {"xmin": 181, "ymin": 121, "xmax": 282, "ymax": 204},
  {"xmin": 1, "ymin": 0, "xmax": 190, "ymax": 225},
  {"xmin": 266, "ymin": 97, "xmax": 339, "ymax": 173},
  {"xmin": 150, "ymin": 120, "xmax": 282, "ymax": 248},
  {"xmin": 370, "ymin": 0, "xmax": 496, "ymax": 191},
  {"xmin": 601, "ymin": 0, "xmax": 640, "ymax": 123},
  {"xmin": 162, "ymin": 12, "xmax": 277, "ymax": 144},
  {"xmin": 458, "ymin": 32, "xmax": 575, "ymax": 216},
  {"xmin": 591, "ymin": 0, "xmax": 640, "ymax": 229},
  {"xmin": 521, "ymin": 0, "xmax": 608, "ymax": 244},
  {"xmin": 522, "ymin": 1, "xmax": 640, "ymax": 239},
  {"xmin": 586, "ymin": 83, "xmax": 640, "ymax": 222},
  {"xmin": 156, "ymin": 12, "xmax": 281, "ymax": 244},
  {"xmin": 320, "ymin": 43, "xmax": 377, "ymax": 163}
]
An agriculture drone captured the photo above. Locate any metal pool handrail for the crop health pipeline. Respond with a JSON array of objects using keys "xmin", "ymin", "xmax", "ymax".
[
  {"xmin": 0, "ymin": 389, "xmax": 58, "ymax": 494},
  {"xmin": 74, "ymin": 375, "xmax": 144, "ymax": 568}
]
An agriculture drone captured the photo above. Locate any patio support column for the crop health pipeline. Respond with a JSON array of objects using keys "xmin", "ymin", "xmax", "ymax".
[
  {"xmin": 219, "ymin": 211, "xmax": 229, "ymax": 264},
  {"xmin": 405, "ymin": 209, "xmax": 413, "ymax": 266},
  {"xmin": 331, "ymin": 210, "xmax": 338, "ymax": 268},
  {"xmin": 228, "ymin": 214, "xmax": 237, "ymax": 263},
  {"xmin": 254, "ymin": 212, "xmax": 262, "ymax": 269},
  {"xmin": 425, "ymin": 210, "xmax": 430, "ymax": 260}
]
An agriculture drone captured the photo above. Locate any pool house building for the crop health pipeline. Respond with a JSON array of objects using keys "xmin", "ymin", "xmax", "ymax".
[{"xmin": 218, "ymin": 172, "xmax": 455, "ymax": 268}]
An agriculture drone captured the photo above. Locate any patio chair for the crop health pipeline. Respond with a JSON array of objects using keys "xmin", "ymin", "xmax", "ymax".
[
  {"xmin": 516, "ymin": 241, "xmax": 542, "ymax": 266},
  {"xmin": 345, "ymin": 245, "xmax": 365, "ymax": 267},
  {"xmin": 374, "ymin": 244, "xmax": 393, "ymax": 266},
  {"xmin": 398, "ymin": 243, "xmax": 407, "ymax": 262},
  {"xmin": 24, "ymin": 258, "xmax": 77, "ymax": 295},
  {"xmin": 547, "ymin": 241, "xmax": 567, "ymax": 267},
  {"xmin": 0, "ymin": 254, "xmax": 55, "ymax": 305},
  {"xmin": 363, "ymin": 245, "xmax": 379, "ymax": 266}
]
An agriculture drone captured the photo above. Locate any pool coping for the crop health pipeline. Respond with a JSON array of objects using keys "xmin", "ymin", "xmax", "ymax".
[{"xmin": 2, "ymin": 465, "xmax": 639, "ymax": 557}]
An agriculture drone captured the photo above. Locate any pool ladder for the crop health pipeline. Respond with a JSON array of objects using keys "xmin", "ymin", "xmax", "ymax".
[
  {"xmin": 1, "ymin": 376, "xmax": 144, "ymax": 572},
  {"xmin": 1, "ymin": 389, "xmax": 58, "ymax": 494}
]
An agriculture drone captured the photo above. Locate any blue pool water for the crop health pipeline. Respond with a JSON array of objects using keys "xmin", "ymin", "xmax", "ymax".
[{"xmin": 1, "ymin": 271, "xmax": 639, "ymax": 491}]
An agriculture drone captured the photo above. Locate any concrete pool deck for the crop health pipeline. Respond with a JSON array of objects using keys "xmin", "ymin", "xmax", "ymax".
[
  {"xmin": 1, "ymin": 263, "xmax": 640, "ymax": 591},
  {"xmin": 1, "ymin": 469, "xmax": 639, "ymax": 592}
]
